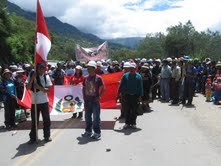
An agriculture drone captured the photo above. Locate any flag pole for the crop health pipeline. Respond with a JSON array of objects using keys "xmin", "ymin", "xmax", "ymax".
[{"xmin": 34, "ymin": 0, "xmax": 39, "ymax": 143}]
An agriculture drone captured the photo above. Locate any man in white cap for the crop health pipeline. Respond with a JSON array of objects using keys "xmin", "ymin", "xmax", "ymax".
[
  {"xmin": 118, "ymin": 62, "xmax": 143, "ymax": 129},
  {"xmin": 82, "ymin": 61, "xmax": 106, "ymax": 139}
]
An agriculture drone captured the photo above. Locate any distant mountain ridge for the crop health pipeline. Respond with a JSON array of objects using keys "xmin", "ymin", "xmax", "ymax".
[
  {"xmin": 7, "ymin": 1, "xmax": 142, "ymax": 49},
  {"xmin": 107, "ymin": 37, "xmax": 144, "ymax": 49},
  {"xmin": 7, "ymin": 1, "xmax": 103, "ymax": 43}
]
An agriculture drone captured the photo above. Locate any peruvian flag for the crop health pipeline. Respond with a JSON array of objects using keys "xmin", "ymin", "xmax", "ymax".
[
  {"xmin": 18, "ymin": 72, "xmax": 123, "ymax": 114},
  {"xmin": 35, "ymin": 0, "xmax": 51, "ymax": 65}
]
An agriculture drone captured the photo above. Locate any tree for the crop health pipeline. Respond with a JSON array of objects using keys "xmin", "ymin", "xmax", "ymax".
[
  {"xmin": 137, "ymin": 32, "xmax": 166, "ymax": 59},
  {"xmin": 164, "ymin": 20, "xmax": 196, "ymax": 57},
  {"xmin": 0, "ymin": 0, "xmax": 13, "ymax": 64}
]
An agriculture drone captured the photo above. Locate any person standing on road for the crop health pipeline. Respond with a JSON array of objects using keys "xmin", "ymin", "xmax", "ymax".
[
  {"xmin": 160, "ymin": 59, "xmax": 172, "ymax": 102},
  {"xmin": 117, "ymin": 62, "xmax": 131, "ymax": 119},
  {"xmin": 81, "ymin": 61, "xmax": 106, "ymax": 139},
  {"xmin": 26, "ymin": 62, "xmax": 52, "ymax": 144},
  {"xmin": 118, "ymin": 62, "xmax": 143, "ymax": 129},
  {"xmin": 0, "ymin": 69, "xmax": 17, "ymax": 129},
  {"xmin": 182, "ymin": 60, "xmax": 197, "ymax": 106},
  {"xmin": 139, "ymin": 63, "xmax": 152, "ymax": 112},
  {"xmin": 171, "ymin": 60, "xmax": 181, "ymax": 104}
]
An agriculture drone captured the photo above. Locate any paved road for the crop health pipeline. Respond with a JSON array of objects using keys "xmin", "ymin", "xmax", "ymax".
[{"xmin": 1, "ymin": 94, "xmax": 221, "ymax": 166}]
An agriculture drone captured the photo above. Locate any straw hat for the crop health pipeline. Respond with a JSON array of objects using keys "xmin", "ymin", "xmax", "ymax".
[
  {"xmin": 141, "ymin": 63, "xmax": 150, "ymax": 69},
  {"xmin": 2, "ymin": 69, "xmax": 12, "ymax": 76}
]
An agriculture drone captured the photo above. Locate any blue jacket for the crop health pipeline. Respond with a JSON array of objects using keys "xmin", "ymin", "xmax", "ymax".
[{"xmin": 118, "ymin": 72, "xmax": 143, "ymax": 96}]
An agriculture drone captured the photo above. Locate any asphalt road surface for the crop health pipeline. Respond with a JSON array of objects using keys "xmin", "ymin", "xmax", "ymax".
[{"xmin": 1, "ymin": 94, "xmax": 221, "ymax": 166}]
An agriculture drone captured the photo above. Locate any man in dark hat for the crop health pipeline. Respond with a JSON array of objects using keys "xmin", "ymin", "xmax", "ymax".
[{"xmin": 26, "ymin": 62, "xmax": 52, "ymax": 143}]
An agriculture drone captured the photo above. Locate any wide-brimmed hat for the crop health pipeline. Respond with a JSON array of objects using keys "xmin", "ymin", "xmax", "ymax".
[
  {"xmin": 123, "ymin": 62, "xmax": 131, "ymax": 68},
  {"xmin": 112, "ymin": 60, "xmax": 119, "ymax": 65},
  {"xmin": 141, "ymin": 63, "xmax": 149, "ymax": 69},
  {"xmin": 216, "ymin": 61, "xmax": 221, "ymax": 67},
  {"xmin": 162, "ymin": 59, "xmax": 169, "ymax": 63},
  {"xmin": 155, "ymin": 59, "xmax": 161, "ymax": 63},
  {"xmin": 9, "ymin": 65, "xmax": 17, "ymax": 70},
  {"xmin": 2, "ymin": 69, "xmax": 12, "ymax": 76},
  {"xmin": 16, "ymin": 68, "xmax": 25, "ymax": 73},
  {"xmin": 75, "ymin": 65, "xmax": 82, "ymax": 70},
  {"xmin": 96, "ymin": 61, "xmax": 103, "ymax": 67},
  {"xmin": 87, "ymin": 60, "xmax": 97, "ymax": 69},
  {"xmin": 130, "ymin": 62, "xmax": 137, "ymax": 68}
]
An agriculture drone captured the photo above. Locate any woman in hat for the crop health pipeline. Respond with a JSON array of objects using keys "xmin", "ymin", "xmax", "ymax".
[
  {"xmin": 0, "ymin": 69, "xmax": 17, "ymax": 129},
  {"xmin": 140, "ymin": 63, "xmax": 152, "ymax": 111},
  {"xmin": 69, "ymin": 65, "xmax": 84, "ymax": 119},
  {"xmin": 15, "ymin": 68, "xmax": 27, "ymax": 100},
  {"xmin": 15, "ymin": 68, "xmax": 29, "ymax": 117}
]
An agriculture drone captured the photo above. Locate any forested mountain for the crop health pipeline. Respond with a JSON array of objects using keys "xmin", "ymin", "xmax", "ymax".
[
  {"xmin": 108, "ymin": 37, "xmax": 144, "ymax": 50},
  {"xmin": 7, "ymin": 1, "xmax": 102, "ymax": 43}
]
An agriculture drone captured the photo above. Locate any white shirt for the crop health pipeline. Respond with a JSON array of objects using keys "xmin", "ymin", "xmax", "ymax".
[{"xmin": 26, "ymin": 74, "xmax": 52, "ymax": 104}]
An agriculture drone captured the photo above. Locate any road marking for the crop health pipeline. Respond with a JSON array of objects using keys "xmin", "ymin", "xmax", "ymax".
[{"xmin": 14, "ymin": 118, "xmax": 75, "ymax": 166}]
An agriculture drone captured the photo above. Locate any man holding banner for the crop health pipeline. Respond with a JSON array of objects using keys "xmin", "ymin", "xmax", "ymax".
[{"xmin": 26, "ymin": 62, "xmax": 52, "ymax": 144}]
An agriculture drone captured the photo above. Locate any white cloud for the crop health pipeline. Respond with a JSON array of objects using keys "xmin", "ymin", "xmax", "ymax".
[{"xmin": 8, "ymin": 0, "xmax": 221, "ymax": 39}]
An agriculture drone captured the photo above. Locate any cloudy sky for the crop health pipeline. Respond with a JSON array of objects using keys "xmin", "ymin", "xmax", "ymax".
[{"xmin": 8, "ymin": 0, "xmax": 221, "ymax": 39}]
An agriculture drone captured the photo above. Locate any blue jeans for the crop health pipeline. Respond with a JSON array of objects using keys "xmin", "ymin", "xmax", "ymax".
[
  {"xmin": 160, "ymin": 78, "xmax": 170, "ymax": 101},
  {"xmin": 84, "ymin": 101, "xmax": 101, "ymax": 134},
  {"xmin": 213, "ymin": 90, "xmax": 221, "ymax": 103}
]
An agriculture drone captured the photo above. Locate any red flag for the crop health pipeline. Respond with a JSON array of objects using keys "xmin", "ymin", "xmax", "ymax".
[{"xmin": 35, "ymin": 0, "xmax": 51, "ymax": 65}]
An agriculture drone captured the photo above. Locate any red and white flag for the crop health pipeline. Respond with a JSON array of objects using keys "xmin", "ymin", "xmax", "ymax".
[
  {"xmin": 18, "ymin": 72, "xmax": 123, "ymax": 114},
  {"xmin": 35, "ymin": 0, "xmax": 51, "ymax": 65}
]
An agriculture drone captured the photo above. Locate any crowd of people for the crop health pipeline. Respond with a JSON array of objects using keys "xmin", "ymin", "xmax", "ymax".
[{"xmin": 0, "ymin": 56, "xmax": 221, "ymax": 142}]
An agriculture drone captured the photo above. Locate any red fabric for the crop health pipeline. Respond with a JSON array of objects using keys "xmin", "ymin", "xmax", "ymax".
[
  {"xmin": 48, "ymin": 85, "xmax": 54, "ymax": 113},
  {"xmin": 100, "ymin": 72, "xmax": 123, "ymax": 108},
  {"xmin": 64, "ymin": 76, "xmax": 72, "ymax": 85},
  {"xmin": 37, "ymin": 0, "xmax": 50, "ymax": 39},
  {"xmin": 19, "ymin": 72, "xmax": 123, "ymax": 110},
  {"xmin": 35, "ymin": 0, "xmax": 50, "ymax": 65},
  {"xmin": 17, "ymin": 88, "xmax": 32, "ymax": 109},
  {"xmin": 69, "ymin": 75, "xmax": 84, "ymax": 85}
]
